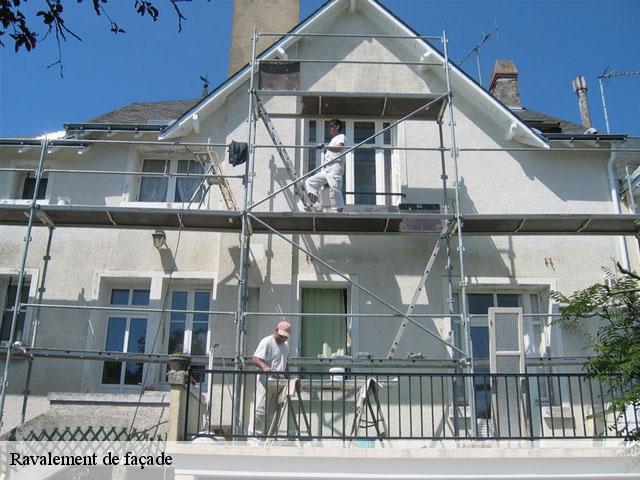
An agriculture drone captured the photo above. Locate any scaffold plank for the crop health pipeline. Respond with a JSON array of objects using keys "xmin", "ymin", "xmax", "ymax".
[{"xmin": 0, "ymin": 204, "xmax": 638, "ymax": 235}]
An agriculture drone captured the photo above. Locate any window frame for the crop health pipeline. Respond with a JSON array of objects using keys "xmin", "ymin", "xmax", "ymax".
[
  {"xmin": 165, "ymin": 288, "xmax": 212, "ymax": 356},
  {"xmin": 304, "ymin": 118, "xmax": 397, "ymax": 207},
  {"xmin": 0, "ymin": 272, "xmax": 38, "ymax": 347},
  {"xmin": 100, "ymin": 288, "xmax": 150, "ymax": 389},
  {"xmin": 136, "ymin": 157, "xmax": 205, "ymax": 204}
]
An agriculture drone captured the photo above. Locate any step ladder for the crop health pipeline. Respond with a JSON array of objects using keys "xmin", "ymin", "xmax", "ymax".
[
  {"xmin": 191, "ymin": 143, "xmax": 238, "ymax": 210},
  {"xmin": 266, "ymin": 377, "xmax": 312, "ymax": 445},
  {"xmin": 386, "ymin": 231, "xmax": 447, "ymax": 359},
  {"xmin": 349, "ymin": 378, "xmax": 389, "ymax": 445},
  {"xmin": 254, "ymin": 94, "xmax": 313, "ymax": 209}
]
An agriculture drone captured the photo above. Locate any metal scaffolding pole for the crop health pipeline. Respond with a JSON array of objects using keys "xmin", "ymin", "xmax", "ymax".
[
  {"xmin": 20, "ymin": 225, "xmax": 54, "ymax": 424},
  {"xmin": 442, "ymin": 31, "xmax": 476, "ymax": 435},
  {"xmin": 231, "ymin": 28, "xmax": 259, "ymax": 436},
  {"xmin": 0, "ymin": 138, "xmax": 48, "ymax": 430}
]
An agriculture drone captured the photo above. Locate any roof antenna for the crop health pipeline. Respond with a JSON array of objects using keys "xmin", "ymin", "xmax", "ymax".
[
  {"xmin": 200, "ymin": 74, "xmax": 210, "ymax": 97},
  {"xmin": 459, "ymin": 22, "xmax": 498, "ymax": 86}
]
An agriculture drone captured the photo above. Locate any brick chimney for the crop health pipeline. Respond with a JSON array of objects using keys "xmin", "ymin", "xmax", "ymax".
[
  {"xmin": 572, "ymin": 76, "xmax": 592, "ymax": 128},
  {"xmin": 228, "ymin": 0, "xmax": 300, "ymax": 76},
  {"xmin": 488, "ymin": 60, "xmax": 521, "ymax": 109}
]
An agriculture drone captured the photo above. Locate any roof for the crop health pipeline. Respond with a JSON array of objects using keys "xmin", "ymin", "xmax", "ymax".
[
  {"xmin": 87, "ymin": 99, "xmax": 199, "ymax": 125},
  {"xmin": 75, "ymin": 98, "xmax": 589, "ymax": 136},
  {"xmin": 157, "ymin": 0, "xmax": 548, "ymax": 148},
  {"xmin": 514, "ymin": 108, "xmax": 586, "ymax": 135}
]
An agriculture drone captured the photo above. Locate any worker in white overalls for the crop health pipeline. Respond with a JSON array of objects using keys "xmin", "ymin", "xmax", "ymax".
[
  {"xmin": 305, "ymin": 118, "xmax": 346, "ymax": 212},
  {"xmin": 247, "ymin": 321, "xmax": 292, "ymax": 442}
]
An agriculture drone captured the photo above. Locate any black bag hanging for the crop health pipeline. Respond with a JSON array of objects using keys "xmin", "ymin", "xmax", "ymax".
[{"xmin": 228, "ymin": 140, "xmax": 248, "ymax": 167}]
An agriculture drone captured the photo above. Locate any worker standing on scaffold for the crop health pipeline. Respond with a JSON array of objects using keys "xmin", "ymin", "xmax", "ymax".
[
  {"xmin": 247, "ymin": 320, "xmax": 292, "ymax": 444},
  {"xmin": 305, "ymin": 118, "xmax": 346, "ymax": 212}
]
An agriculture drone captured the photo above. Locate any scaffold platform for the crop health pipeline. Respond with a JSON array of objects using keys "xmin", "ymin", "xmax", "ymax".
[{"xmin": 0, "ymin": 204, "xmax": 638, "ymax": 235}]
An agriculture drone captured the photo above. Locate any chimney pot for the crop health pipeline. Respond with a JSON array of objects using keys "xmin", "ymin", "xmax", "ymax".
[{"xmin": 572, "ymin": 75, "xmax": 592, "ymax": 128}]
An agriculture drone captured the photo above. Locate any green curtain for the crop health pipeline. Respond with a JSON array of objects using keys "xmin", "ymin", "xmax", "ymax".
[{"xmin": 301, "ymin": 288, "xmax": 346, "ymax": 358}]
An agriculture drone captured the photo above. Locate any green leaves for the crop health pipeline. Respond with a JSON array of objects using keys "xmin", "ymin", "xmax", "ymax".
[{"xmin": 553, "ymin": 263, "xmax": 640, "ymax": 440}]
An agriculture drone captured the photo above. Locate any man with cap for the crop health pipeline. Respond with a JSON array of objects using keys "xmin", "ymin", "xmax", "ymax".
[{"xmin": 248, "ymin": 320, "xmax": 292, "ymax": 441}]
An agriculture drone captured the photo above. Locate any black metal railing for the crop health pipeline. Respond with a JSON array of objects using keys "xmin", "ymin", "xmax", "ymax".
[{"xmin": 185, "ymin": 369, "xmax": 638, "ymax": 442}]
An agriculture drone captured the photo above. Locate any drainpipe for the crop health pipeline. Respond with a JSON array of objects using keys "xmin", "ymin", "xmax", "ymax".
[{"xmin": 608, "ymin": 151, "xmax": 631, "ymax": 270}]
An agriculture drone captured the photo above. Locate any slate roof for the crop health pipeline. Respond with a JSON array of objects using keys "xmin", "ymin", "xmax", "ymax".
[
  {"xmin": 514, "ymin": 108, "xmax": 586, "ymax": 135},
  {"xmin": 81, "ymin": 97, "xmax": 587, "ymax": 136},
  {"xmin": 87, "ymin": 99, "xmax": 200, "ymax": 125}
]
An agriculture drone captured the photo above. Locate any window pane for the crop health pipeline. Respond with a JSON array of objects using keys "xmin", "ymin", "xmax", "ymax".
[
  {"xmin": 468, "ymin": 293, "xmax": 493, "ymax": 315},
  {"xmin": 175, "ymin": 160, "xmax": 204, "ymax": 203},
  {"xmin": 169, "ymin": 291, "xmax": 187, "ymax": 354},
  {"xmin": 105, "ymin": 317, "xmax": 126, "ymax": 351},
  {"xmin": 470, "ymin": 326, "xmax": 489, "ymax": 358},
  {"xmin": 354, "ymin": 121, "xmax": 376, "ymax": 205},
  {"xmin": 131, "ymin": 289, "xmax": 150, "ymax": 306},
  {"xmin": 102, "ymin": 317, "xmax": 126, "ymax": 385},
  {"xmin": 168, "ymin": 322, "xmax": 185, "ymax": 354},
  {"xmin": 1, "ymin": 284, "xmax": 29, "ymax": 342},
  {"xmin": 139, "ymin": 160, "xmax": 168, "ymax": 202},
  {"xmin": 301, "ymin": 288, "xmax": 347, "ymax": 358},
  {"xmin": 191, "ymin": 321, "xmax": 208, "ymax": 355},
  {"xmin": 127, "ymin": 318, "xmax": 147, "ymax": 354},
  {"xmin": 497, "ymin": 294, "xmax": 520, "ymax": 308},
  {"xmin": 194, "ymin": 291, "xmax": 210, "ymax": 311},
  {"xmin": 22, "ymin": 177, "xmax": 48, "ymax": 200},
  {"xmin": 102, "ymin": 362, "xmax": 122, "ymax": 384},
  {"xmin": 124, "ymin": 318, "xmax": 147, "ymax": 385},
  {"xmin": 307, "ymin": 120, "xmax": 317, "ymax": 172},
  {"xmin": 110, "ymin": 289, "xmax": 129, "ymax": 306}
]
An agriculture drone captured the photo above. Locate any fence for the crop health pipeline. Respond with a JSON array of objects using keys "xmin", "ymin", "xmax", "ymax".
[{"xmin": 185, "ymin": 369, "xmax": 638, "ymax": 442}]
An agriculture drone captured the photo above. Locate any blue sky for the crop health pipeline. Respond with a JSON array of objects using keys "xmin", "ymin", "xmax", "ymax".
[{"xmin": 1, "ymin": 0, "xmax": 638, "ymax": 138}]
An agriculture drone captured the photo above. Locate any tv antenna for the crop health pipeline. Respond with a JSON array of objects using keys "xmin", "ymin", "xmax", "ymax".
[
  {"xmin": 460, "ymin": 24, "xmax": 498, "ymax": 86},
  {"xmin": 597, "ymin": 68, "xmax": 640, "ymax": 132}
]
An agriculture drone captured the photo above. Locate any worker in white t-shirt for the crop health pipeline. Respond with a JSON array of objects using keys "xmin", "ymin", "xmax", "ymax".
[
  {"xmin": 247, "ymin": 320, "xmax": 292, "ymax": 441},
  {"xmin": 305, "ymin": 118, "xmax": 346, "ymax": 212}
]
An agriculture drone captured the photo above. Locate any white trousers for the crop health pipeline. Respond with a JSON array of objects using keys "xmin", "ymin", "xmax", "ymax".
[
  {"xmin": 305, "ymin": 164, "xmax": 345, "ymax": 209},
  {"xmin": 248, "ymin": 377, "xmax": 287, "ymax": 438}
]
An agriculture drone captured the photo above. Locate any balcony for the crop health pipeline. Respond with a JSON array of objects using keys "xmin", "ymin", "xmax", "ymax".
[{"xmin": 184, "ymin": 369, "xmax": 637, "ymax": 443}]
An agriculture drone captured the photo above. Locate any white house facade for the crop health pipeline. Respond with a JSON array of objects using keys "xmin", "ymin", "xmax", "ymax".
[{"xmin": 0, "ymin": 0, "xmax": 637, "ymax": 478}]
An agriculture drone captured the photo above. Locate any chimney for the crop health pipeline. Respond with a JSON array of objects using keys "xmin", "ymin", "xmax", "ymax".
[
  {"xmin": 228, "ymin": 0, "xmax": 300, "ymax": 76},
  {"xmin": 572, "ymin": 76, "xmax": 592, "ymax": 128},
  {"xmin": 488, "ymin": 60, "xmax": 521, "ymax": 109}
]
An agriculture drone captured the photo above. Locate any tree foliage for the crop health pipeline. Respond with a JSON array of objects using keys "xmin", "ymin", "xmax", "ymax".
[
  {"xmin": 0, "ymin": 0, "xmax": 186, "ymax": 52},
  {"xmin": 552, "ymin": 263, "xmax": 640, "ymax": 440}
]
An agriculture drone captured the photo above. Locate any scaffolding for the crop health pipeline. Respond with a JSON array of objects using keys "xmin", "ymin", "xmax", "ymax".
[{"xmin": 0, "ymin": 27, "xmax": 638, "ymax": 436}]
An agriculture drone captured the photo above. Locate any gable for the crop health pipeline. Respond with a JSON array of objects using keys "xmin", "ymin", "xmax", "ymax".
[{"xmin": 159, "ymin": 0, "xmax": 547, "ymax": 149}]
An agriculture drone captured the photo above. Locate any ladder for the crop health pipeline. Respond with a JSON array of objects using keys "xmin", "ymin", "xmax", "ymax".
[
  {"xmin": 266, "ymin": 378, "xmax": 312, "ymax": 444},
  {"xmin": 254, "ymin": 94, "xmax": 313, "ymax": 208},
  {"xmin": 386, "ymin": 232, "xmax": 446, "ymax": 359},
  {"xmin": 192, "ymin": 145, "xmax": 238, "ymax": 210},
  {"xmin": 349, "ymin": 378, "xmax": 389, "ymax": 445}
]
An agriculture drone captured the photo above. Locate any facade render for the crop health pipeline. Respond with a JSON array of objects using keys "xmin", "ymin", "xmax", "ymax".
[{"xmin": 0, "ymin": 0, "xmax": 638, "ymax": 478}]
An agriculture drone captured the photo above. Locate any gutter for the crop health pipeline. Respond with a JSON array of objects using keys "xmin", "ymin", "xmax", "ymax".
[{"xmin": 64, "ymin": 123, "xmax": 166, "ymax": 133}]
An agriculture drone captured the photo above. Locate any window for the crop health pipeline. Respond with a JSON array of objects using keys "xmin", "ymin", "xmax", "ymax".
[
  {"xmin": 22, "ymin": 175, "xmax": 48, "ymax": 200},
  {"xmin": 306, "ymin": 120, "xmax": 396, "ymax": 206},
  {"xmin": 452, "ymin": 291, "xmax": 549, "ymax": 418},
  {"xmin": 167, "ymin": 289, "xmax": 211, "ymax": 355},
  {"xmin": 300, "ymin": 288, "xmax": 348, "ymax": 358},
  {"xmin": 138, "ymin": 159, "xmax": 204, "ymax": 203},
  {"xmin": 101, "ymin": 288, "xmax": 149, "ymax": 386},
  {"xmin": 1, "ymin": 282, "xmax": 29, "ymax": 343}
]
